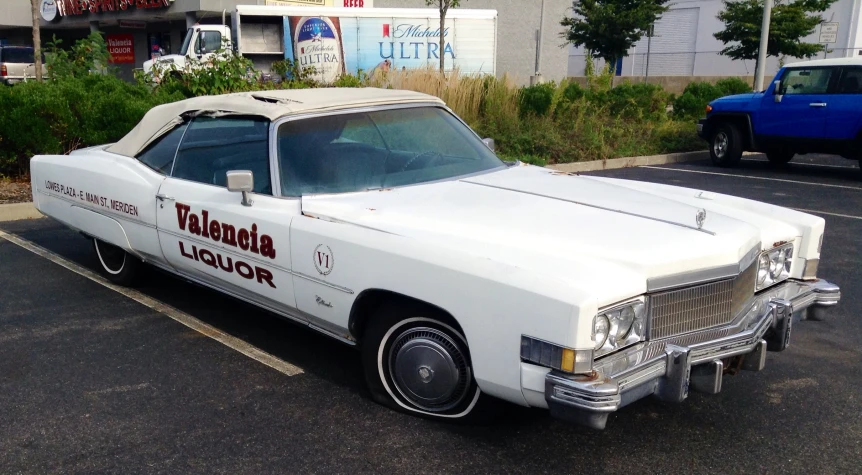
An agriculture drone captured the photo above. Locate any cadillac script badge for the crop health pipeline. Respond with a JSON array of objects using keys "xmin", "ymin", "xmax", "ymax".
[{"xmin": 696, "ymin": 209, "xmax": 707, "ymax": 229}]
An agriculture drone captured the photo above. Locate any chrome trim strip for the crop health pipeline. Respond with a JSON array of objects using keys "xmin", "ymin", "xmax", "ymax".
[
  {"xmin": 158, "ymin": 229, "xmax": 355, "ymax": 294},
  {"xmin": 148, "ymin": 260, "xmax": 357, "ymax": 345},
  {"xmin": 38, "ymin": 190, "xmax": 155, "ymax": 229},
  {"xmin": 646, "ymin": 242, "xmax": 761, "ymax": 292},
  {"xmin": 157, "ymin": 228, "xmax": 287, "ymax": 269},
  {"xmin": 462, "ymin": 181, "xmax": 717, "ymax": 236},
  {"xmin": 291, "ymin": 271, "xmax": 355, "ymax": 294},
  {"xmin": 646, "ymin": 263, "xmax": 739, "ymax": 292},
  {"xmin": 739, "ymin": 243, "xmax": 762, "ymax": 273},
  {"xmin": 544, "ymin": 278, "xmax": 840, "ymax": 422}
]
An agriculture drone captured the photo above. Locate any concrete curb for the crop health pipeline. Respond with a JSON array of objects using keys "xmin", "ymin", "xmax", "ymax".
[
  {"xmin": 546, "ymin": 150, "xmax": 710, "ymax": 173},
  {"xmin": 0, "ymin": 202, "xmax": 44, "ymax": 222}
]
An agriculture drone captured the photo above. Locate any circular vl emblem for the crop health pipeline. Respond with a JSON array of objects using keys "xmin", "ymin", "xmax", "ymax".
[{"xmin": 313, "ymin": 244, "xmax": 334, "ymax": 275}]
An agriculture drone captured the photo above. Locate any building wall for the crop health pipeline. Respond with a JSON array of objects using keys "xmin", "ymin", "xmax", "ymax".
[
  {"xmin": 375, "ymin": 0, "xmax": 572, "ymax": 84},
  {"xmin": 568, "ymin": 0, "xmax": 861, "ymax": 78},
  {"xmin": 0, "ymin": 1, "xmax": 33, "ymax": 28}
]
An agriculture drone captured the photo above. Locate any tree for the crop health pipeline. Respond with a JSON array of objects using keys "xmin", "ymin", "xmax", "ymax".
[
  {"xmin": 425, "ymin": 0, "xmax": 464, "ymax": 73},
  {"xmin": 561, "ymin": 0, "xmax": 670, "ymax": 75},
  {"xmin": 30, "ymin": 0, "xmax": 42, "ymax": 81},
  {"xmin": 714, "ymin": 0, "xmax": 838, "ymax": 76}
]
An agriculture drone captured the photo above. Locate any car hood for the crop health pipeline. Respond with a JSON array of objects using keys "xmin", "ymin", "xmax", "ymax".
[
  {"xmin": 300, "ymin": 165, "xmax": 764, "ymax": 303},
  {"xmin": 142, "ymin": 55, "xmax": 185, "ymax": 72},
  {"xmin": 711, "ymin": 92, "xmax": 761, "ymax": 110}
]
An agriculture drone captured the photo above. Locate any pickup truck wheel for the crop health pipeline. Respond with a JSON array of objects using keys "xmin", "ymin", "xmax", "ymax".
[
  {"xmin": 766, "ymin": 151, "xmax": 795, "ymax": 165},
  {"xmin": 709, "ymin": 123, "xmax": 743, "ymax": 167},
  {"xmin": 93, "ymin": 238, "xmax": 141, "ymax": 285},
  {"xmin": 361, "ymin": 302, "xmax": 483, "ymax": 420}
]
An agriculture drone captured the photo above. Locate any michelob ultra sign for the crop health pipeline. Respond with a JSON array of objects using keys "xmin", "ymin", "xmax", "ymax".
[{"xmin": 282, "ymin": 14, "xmax": 496, "ymax": 82}]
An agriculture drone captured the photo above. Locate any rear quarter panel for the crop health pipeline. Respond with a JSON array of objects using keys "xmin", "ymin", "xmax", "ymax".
[{"xmin": 30, "ymin": 151, "xmax": 166, "ymax": 264}]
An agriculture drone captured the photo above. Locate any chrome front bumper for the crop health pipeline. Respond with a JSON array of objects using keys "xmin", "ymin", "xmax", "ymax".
[{"xmin": 545, "ymin": 279, "xmax": 841, "ymax": 429}]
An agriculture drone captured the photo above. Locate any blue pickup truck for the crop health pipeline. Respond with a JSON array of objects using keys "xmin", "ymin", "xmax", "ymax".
[{"xmin": 697, "ymin": 58, "xmax": 862, "ymax": 167}]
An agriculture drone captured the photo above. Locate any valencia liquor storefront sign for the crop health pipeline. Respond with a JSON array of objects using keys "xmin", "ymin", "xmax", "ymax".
[
  {"xmin": 107, "ymin": 34, "xmax": 135, "ymax": 63},
  {"xmin": 54, "ymin": 0, "xmax": 173, "ymax": 17}
]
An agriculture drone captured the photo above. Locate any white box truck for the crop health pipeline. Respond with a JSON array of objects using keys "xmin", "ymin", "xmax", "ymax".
[{"xmin": 143, "ymin": 5, "xmax": 497, "ymax": 82}]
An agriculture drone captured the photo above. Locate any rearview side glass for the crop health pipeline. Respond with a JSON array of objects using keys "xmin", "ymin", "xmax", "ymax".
[
  {"xmin": 136, "ymin": 122, "xmax": 189, "ymax": 175},
  {"xmin": 172, "ymin": 116, "xmax": 272, "ymax": 195},
  {"xmin": 837, "ymin": 67, "xmax": 862, "ymax": 94}
]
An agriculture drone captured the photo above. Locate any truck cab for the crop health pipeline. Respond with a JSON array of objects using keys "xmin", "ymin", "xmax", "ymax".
[
  {"xmin": 142, "ymin": 25, "xmax": 232, "ymax": 78},
  {"xmin": 697, "ymin": 57, "xmax": 862, "ymax": 167}
]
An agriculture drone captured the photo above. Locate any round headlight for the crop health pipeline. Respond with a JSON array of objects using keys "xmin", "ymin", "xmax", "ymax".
[
  {"xmin": 594, "ymin": 315, "xmax": 610, "ymax": 350},
  {"xmin": 770, "ymin": 250, "xmax": 786, "ymax": 279},
  {"xmin": 757, "ymin": 253, "xmax": 770, "ymax": 285},
  {"xmin": 615, "ymin": 306, "xmax": 636, "ymax": 341}
]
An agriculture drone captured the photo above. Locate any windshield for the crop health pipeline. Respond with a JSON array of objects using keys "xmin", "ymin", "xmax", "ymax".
[
  {"xmin": 179, "ymin": 28, "xmax": 194, "ymax": 56},
  {"xmin": 277, "ymin": 107, "xmax": 504, "ymax": 196}
]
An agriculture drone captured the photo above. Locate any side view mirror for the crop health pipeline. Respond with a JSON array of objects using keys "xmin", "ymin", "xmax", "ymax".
[
  {"xmin": 482, "ymin": 137, "xmax": 495, "ymax": 152},
  {"xmin": 226, "ymin": 170, "xmax": 254, "ymax": 207},
  {"xmin": 773, "ymin": 80, "xmax": 783, "ymax": 103}
]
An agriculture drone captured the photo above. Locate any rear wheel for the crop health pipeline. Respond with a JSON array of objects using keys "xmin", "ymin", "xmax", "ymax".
[
  {"xmin": 766, "ymin": 150, "xmax": 795, "ymax": 165},
  {"xmin": 361, "ymin": 302, "xmax": 484, "ymax": 421},
  {"xmin": 93, "ymin": 238, "xmax": 141, "ymax": 286},
  {"xmin": 709, "ymin": 123, "xmax": 743, "ymax": 167}
]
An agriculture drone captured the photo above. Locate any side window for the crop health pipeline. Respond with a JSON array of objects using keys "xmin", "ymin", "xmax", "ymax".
[
  {"xmin": 172, "ymin": 116, "xmax": 272, "ymax": 195},
  {"xmin": 195, "ymin": 31, "xmax": 222, "ymax": 54},
  {"xmin": 136, "ymin": 122, "xmax": 188, "ymax": 175},
  {"xmin": 780, "ymin": 68, "xmax": 833, "ymax": 95},
  {"xmin": 837, "ymin": 67, "xmax": 862, "ymax": 94}
]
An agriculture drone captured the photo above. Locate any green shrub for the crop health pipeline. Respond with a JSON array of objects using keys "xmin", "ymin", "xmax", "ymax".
[
  {"xmin": 0, "ymin": 74, "xmax": 181, "ymax": 177},
  {"xmin": 672, "ymin": 81, "xmax": 722, "ymax": 119},
  {"xmin": 332, "ymin": 72, "xmax": 365, "ymax": 88},
  {"xmin": 672, "ymin": 78, "xmax": 753, "ymax": 119},
  {"xmin": 519, "ymin": 82, "xmax": 557, "ymax": 116},
  {"xmin": 600, "ymin": 82, "xmax": 670, "ymax": 120},
  {"xmin": 715, "ymin": 77, "xmax": 752, "ymax": 96},
  {"xmin": 561, "ymin": 82, "xmax": 587, "ymax": 102}
]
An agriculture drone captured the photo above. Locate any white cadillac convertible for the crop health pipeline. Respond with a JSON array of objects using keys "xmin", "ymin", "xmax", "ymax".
[{"xmin": 30, "ymin": 89, "xmax": 841, "ymax": 429}]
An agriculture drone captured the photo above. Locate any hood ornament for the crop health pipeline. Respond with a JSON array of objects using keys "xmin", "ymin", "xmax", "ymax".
[{"xmin": 696, "ymin": 209, "xmax": 707, "ymax": 230}]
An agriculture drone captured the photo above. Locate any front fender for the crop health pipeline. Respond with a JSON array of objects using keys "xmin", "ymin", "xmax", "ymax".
[{"xmin": 289, "ymin": 215, "xmax": 598, "ymax": 406}]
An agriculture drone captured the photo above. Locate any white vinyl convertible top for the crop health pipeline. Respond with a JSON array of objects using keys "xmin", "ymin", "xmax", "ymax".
[{"xmin": 107, "ymin": 88, "xmax": 443, "ymax": 157}]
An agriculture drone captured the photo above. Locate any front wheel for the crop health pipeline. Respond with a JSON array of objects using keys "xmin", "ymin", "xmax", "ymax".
[
  {"xmin": 361, "ymin": 302, "xmax": 483, "ymax": 420},
  {"xmin": 766, "ymin": 150, "xmax": 795, "ymax": 165},
  {"xmin": 709, "ymin": 123, "xmax": 743, "ymax": 167},
  {"xmin": 93, "ymin": 238, "xmax": 141, "ymax": 286}
]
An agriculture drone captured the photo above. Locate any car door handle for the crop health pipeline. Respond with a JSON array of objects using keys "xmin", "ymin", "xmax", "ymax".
[
  {"xmin": 156, "ymin": 193, "xmax": 175, "ymax": 201},
  {"xmin": 809, "ymin": 102, "xmax": 828, "ymax": 108}
]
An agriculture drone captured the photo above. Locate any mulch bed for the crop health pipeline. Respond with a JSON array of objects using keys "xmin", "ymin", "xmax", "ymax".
[{"xmin": 0, "ymin": 180, "xmax": 32, "ymax": 204}]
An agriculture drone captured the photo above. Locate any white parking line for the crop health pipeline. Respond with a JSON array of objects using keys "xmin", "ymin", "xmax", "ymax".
[
  {"xmin": 792, "ymin": 208, "xmax": 862, "ymax": 221},
  {"xmin": 741, "ymin": 158, "xmax": 858, "ymax": 169},
  {"xmin": 0, "ymin": 230, "xmax": 303, "ymax": 377},
  {"xmin": 641, "ymin": 166, "xmax": 862, "ymax": 191}
]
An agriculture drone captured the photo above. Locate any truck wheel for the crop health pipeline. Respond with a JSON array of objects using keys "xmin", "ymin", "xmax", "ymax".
[
  {"xmin": 361, "ymin": 302, "xmax": 484, "ymax": 421},
  {"xmin": 709, "ymin": 123, "xmax": 743, "ymax": 167},
  {"xmin": 93, "ymin": 238, "xmax": 141, "ymax": 286},
  {"xmin": 766, "ymin": 151, "xmax": 795, "ymax": 165}
]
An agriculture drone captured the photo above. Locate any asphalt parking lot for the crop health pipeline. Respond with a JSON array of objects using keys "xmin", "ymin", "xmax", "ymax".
[{"xmin": 1, "ymin": 155, "xmax": 860, "ymax": 474}]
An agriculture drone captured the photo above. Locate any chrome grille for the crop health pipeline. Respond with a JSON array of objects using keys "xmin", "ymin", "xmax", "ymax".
[{"xmin": 648, "ymin": 263, "xmax": 756, "ymax": 339}]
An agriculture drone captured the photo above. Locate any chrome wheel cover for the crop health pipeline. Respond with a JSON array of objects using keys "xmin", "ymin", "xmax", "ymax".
[
  {"xmin": 388, "ymin": 327, "xmax": 470, "ymax": 412},
  {"xmin": 95, "ymin": 239, "xmax": 126, "ymax": 275},
  {"xmin": 713, "ymin": 131, "xmax": 729, "ymax": 158}
]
